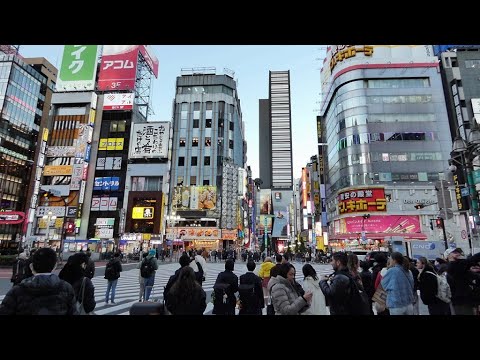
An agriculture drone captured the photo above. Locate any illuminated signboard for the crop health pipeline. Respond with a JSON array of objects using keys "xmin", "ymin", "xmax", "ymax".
[{"xmin": 337, "ymin": 187, "xmax": 387, "ymax": 214}]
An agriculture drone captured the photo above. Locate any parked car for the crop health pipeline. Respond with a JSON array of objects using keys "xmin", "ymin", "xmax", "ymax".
[{"xmin": 364, "ymin": 251, "xmax": 390, "ymax": 268}]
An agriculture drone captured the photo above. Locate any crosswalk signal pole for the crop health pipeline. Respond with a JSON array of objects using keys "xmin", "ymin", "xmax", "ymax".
[{"xmin": 436, "ymin": 217, "xmax": 448, "ymax": 250}]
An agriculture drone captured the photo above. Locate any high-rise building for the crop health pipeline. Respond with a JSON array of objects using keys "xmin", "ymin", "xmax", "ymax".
[
  {"xmin": 259, "ymin": 70, "xmax": 293, "ymax": 190},
  {"xmin": 169, "ymin": 68, "xmax": 246, "ymax": 251},
  {"xmin": 319, "ymin": 45, "xmax": 457, "ymax": 251},
  {"xmin": 0, "ymin": 49, "xmax": 54, "ymax": 248}
]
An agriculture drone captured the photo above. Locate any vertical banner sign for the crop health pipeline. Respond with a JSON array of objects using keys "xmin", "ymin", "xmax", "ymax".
[
  {"xmin": 57, "ymin": 45, "xmax": 99, "ymax": 92},
  {"xmin": 98, "ymin": 45, "xmax": 139, "ymax": 91}
]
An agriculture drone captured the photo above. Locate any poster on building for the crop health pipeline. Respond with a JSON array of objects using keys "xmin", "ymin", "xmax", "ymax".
[
  {"xmin": 272, "ymin": 210, "xmax": 289, "ymax": 237},
  {"xmin": 172, "ymin": 186, "xmax": 216, "ymax": 211},
  {"xmin": 336, "ymin": 215, "xmax": 421, "ymax": 234},
  {"xmin": 258, "ymin": 215, "xmax": 273, "ymax": 234},
  {"xmin": 103, "ymin": 93, "xmax": 134, "ymax": 111},
  {"xmin": 259, "ymin": 189, "xmax": 272, "ymax": 215},
  {"xmin": 130, "ymin": 122, "xmax": 169, "ymax": 159},
  {"xmin": 337, "ymin": 187, "xmax": 387, "ymax": 214},
  {"xmin": 97, "ymin": 46, "xmax": 139, "ymax": 91},
  {"xmin": 56, "ymin": 45, "xmax": 99, "ymax": 92}
]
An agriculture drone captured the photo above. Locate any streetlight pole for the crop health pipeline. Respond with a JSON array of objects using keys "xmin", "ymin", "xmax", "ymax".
[{"xmin": 450, "ymin": 120, "xmax": 480, "ymax": 254}]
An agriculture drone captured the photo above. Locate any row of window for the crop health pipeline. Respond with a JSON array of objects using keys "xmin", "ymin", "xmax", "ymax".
[
  {"xmin": 178, "ymin": 137, "xmax": 233, "ymax": 149},
  {"xmin": 176, "ymin": 176, "xmax": 210, "ymax": 186},
  {"xmin": 10, "ymin": 64, "xmax": 43, "ymax": 98},
  {"xmin": 328, "ymin": 151, "xmax": 443, "ymax": 178},
  {"xmin": 328, "ymin": 132, "xmax": 435, "ymax": 161},
  {"xmin": 179, "ymin": 117, "xmax": 234, "ymax": 130},
  {"xmin": 0, "ymin": 63, "xmax": 12, "ymax": 80},
  {"xmin": 178, "ymin": 156, "xmax": 211, "ymax": 166},
  {"xmin": 2, "ymin": 98, "xmax": 40, "ymax": 134},
  {"xmin": 326, "ymin": 113, "xmax": 436, "ymax": 144},
  {"xmin": 131, "ymin": 176, "xmax": 163, "ymax": 192},
  {"xmin": 177, "ymin": 85, "xmax": 234, "ymax": 97},
  {"xmin": 6, "ymin": 80, "xmax": 41, "ymax": 115},
  {"xmin": 329, "ymin": 171, "xmax": 441, "ymax": 192}
]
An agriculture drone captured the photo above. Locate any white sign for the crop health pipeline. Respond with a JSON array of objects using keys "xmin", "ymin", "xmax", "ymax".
[
  {"xmin": 91, "ymin": 197, "xmax": 100, "ymax": 211},
  {"xmin": 103, "ymin": 92, "xmax": 134, "ymax": 111},
  {"xmin": 95, "ymin": 227, "xmax": 114, "ymax": 239},
  {"xmin": 130, "ymin": 122, "xmax": 169, "ymax": 159},
  {"xmin": 35, "ymin": 206, "xmax": 66, "ymax": 217},
  {"xmin": 96, "ymin": 218, "xmax": 115, "ymax": 226},
  {"xmin": 472, "ymin": 98, "xmax": 480, "ymax": 115},
  {"xmin": 46, "ymin": 146, "xmax": 76, "ymax": 157},
  {"xmin": 100, "ymin": 197, "xmax": 109, "ymax": 211},
  {"xmin": 79, "ymin": 181, "xmax": 86, "ymax": 204},
  {"xmin": 109, "ymin": 197, "xmax": 118, "ymax": 211},
  {"xmin": 40, "ymin": 185, "xmax": 71, "ymax": 197}
]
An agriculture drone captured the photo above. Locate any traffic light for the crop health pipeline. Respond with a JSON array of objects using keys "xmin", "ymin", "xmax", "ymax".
[
  {"xmin": 429, "ymin": 220, "xmax": 434, "ymax": 230},
  {"xmin": 65, "ymin": 220, "xmax": 75, "ymax": 234},
  {"xmin": 435, "ymin": 218, "xmax": 443, "ymax": 228}
]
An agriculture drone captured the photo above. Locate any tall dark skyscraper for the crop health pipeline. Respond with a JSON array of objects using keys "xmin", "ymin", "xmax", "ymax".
[{"xmin": 259, "ymin": 70, "xmax": 293, "ymax": 190}]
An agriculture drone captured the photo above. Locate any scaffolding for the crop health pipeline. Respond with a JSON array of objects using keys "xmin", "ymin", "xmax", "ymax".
[{"xmin": 135, "ymin": 51, "xmax": 155, "ymax": 119}]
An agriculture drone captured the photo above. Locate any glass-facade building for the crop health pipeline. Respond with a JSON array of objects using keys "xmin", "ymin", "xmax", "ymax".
[
  {"xmin": 0, "ymin": 53, "xmax": 47, "ymax": 244},
  {"xmin": 319, "ymin": 45, "xmax": 452, "ymax": 248}
]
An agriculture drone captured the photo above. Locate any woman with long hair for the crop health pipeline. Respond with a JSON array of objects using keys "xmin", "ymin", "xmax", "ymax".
[
  {"xmin": 166, "ymin": 266, "xmax": 206, "ymax": 315},
  {"xmin": 301, "ymin": 263, "xmax": 327, "ymax": 315},
  {"xmin": 58, "ymin": 252, "xmax": 96, "ymax": 314}
]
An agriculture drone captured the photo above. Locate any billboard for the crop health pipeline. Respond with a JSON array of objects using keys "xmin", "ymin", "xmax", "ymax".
[
  {"xmin": 172, "ymin": 186, "xmax": 217, "ymax": 211},
  {"xmin": 98, "ymin": 46, "xmax": 139, "ymax": 91},
  {"xmin": 57, "ymin": 45, "xmax": 99, "ymax": 92},
  {"xmin": 337, "ymin": 187, "xmax": 387, "ymax": 214},
  {"xmin": 130, "ymin": 122, "xmax": 169, "ymax": 159},
  {"xmin": 103, "ymin": 93, "xmax": 134, "ymax": 111},
  {"xmin": 336, "ymin": 215, "xmax": 421, "ymax": 234},
  {"xmin": 410, "ymin": 240, "xmax": 445, "ymax": 260},
  {"xmin": 259, "ymin": 189, "xmax": 272, "ymax": 215},
  {"xmin": 272, "ymin": 210, "xmax": 289, "ymax": 237},
  {"xmin": 43, "ymin": 165, "xmax": 73, "ymax": 176},
  {"xmin": 132, "ymin": 207, "xmax": 154, "ymax": 219},
  {"xmin": 166, "ymin": 227, "xmax": 220, "ymax": 240}
]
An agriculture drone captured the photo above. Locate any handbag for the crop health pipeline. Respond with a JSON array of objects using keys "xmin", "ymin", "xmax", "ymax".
[
  {"xmin": 266, "ymin": 283, "xmax": 277, "ymax": 315},
  {"xmin": 75, "ymin": 277, "xmax": 90, "ymax": 315},
  {"xmin": 372, "ymin": 284, "xmax": 387, "ymax": 312}
]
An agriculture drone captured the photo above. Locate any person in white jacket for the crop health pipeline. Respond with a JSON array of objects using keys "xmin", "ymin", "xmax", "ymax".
[
  {"xmin": 301, "ymin": 263, "xmax": 328, "ymax": 315},
  {"xmin": 190, "ymin": 249, "xmax": 208, "ymax": 284}
]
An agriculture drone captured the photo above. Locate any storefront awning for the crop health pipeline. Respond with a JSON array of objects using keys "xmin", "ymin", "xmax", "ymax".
[{"xmin": 330, "ymin": 232, "xmax": 428, "ymax": 240}]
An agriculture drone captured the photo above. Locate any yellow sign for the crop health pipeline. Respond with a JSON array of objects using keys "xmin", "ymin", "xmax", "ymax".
[
  {"xmin": 115, "ymin": 138, "xmax": 124, "ymax": 150},
  {"xmin": 132, "ymin": 207, "xmax": 154, "ymax": 219},
  {"xmin": 330, "ymin": 45, "xmax": 374, "ymax": 71},
  {"xmin": 99, "ymin": 138, "xmax": 108, "ymax": 150},
  {"xmin": 44, "ymin": 165, "xmax": 73, "ymax": 176},
  {"xmin": 89, "ymin": 109, "xmax": 96, "ymax": 126},
  {"xmin": 106, "ymin": 138, "xmax": 124, "ymax": 150},
  {"xmin": 42, "ymin": 128, "xmax": 49, "ymax": 142},
  {"xmin": 38, "ymin": 218, "xmax": 64, "ymax": 229}
]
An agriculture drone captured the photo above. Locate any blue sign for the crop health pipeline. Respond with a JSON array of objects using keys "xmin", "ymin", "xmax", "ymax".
[
  {"xmin": 110, "ymin": 177, "xmax": 120, "ymax": 191},
  {"xmin": 410, "ymin": 240, "xmax": 444, "ymax": 261},
  {"xmin": 461, "ymin": 187, "xmax": 470, "ymax": 197},
  {"xmin": 94, "ymin": 177, "xmax": 103, "ymax": 190},
  {"xmin": 84, "ymin": 144, "xmax": 91, "ymax": 163},
  {"xmin": 102, "ymin": 177, "xmax": 111, "ymax": 191}
]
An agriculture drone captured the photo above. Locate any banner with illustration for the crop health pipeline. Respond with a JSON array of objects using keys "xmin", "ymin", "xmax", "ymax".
[
  {"xmin": 172, "ymin": 186, "xmax": 217, "ymax": 210},
  {"xmin": 336, "ymin": 215, "xmax": 421, "ymax": 234},
  {"xmin": 272, "ymin": 210, "xmax": 289, "ymax": 237}
]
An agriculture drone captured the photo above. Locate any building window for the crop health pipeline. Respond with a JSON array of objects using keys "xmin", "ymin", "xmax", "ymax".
[
  {"xmin": 178, "ymin": 157, "xmax": 185, "ymax": 166},
  {"xmin": 203, "ymin": 179, "xmax": 210, "ymax": 185},
  {"xmin": 205, "ymin": 137, "xmax": 211, "ymax": 146},
  {"xmin": 194, "ymin": 102, "xmax": 200, "ymax": 111},
  {"xmin": 190, "ymin": 176, "xmax": 196, "ymax": 185},
  {"xmin": 229, "ymin": 121, "xmax": 234, "ymax": 131},
  {"xmin": 206, "ymin": 119, "xmax": 212, "ymax": 128},
  {"xmin": 110, "ymin": 120, "xmax": 126, "ymax": 132},
  {"xmin": 192, "ymin": 137, "xmax": 199, "ymax": 147},
  {"xmin": 179, "ymin": 138, "xmax": 186, "ymax": 147},
  {"xmin": 229, "ymin": 140, "xmax": 234, "ymax": 149},
  {"xmin": 204, "ymin": 156, "xmax": 210, "ymax": 165},
  {"xmin": 193, "ymin": 119, "xmax": 199, "ymax": 128},
  {"xmin": 177, "ymin": 176, "xmax": 184, "ymax": 186},
  {"xmin": 452, "ymin": 58, "xmax": 458, "ymax": 67},
  {"xmin": 131, "ymin": 176, "xmax": 163, "ymax": 191},
  {"xmin": 465, "ymin": 59, "xmax": 480, "ymax": 68},
  {"xmin": 191, "ymin": 156, "xmax": 197, "ymax": 166},
  {"xmin": 206, "ymin": 102, "xmax": 213, "ymax": 110},
  {"xmin": 218, "ymin": 119, "xmax": 224, "ymax": 128}
]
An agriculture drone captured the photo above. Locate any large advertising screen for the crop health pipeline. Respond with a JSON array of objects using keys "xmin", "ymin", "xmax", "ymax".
[
  {"xmin": 335, "ymin": 215, "xmax": 421, "ymax": 234},
  {"xmin": 172, "ymin": 186, "xmax": 217, "ymax": 211},
  {"xmin": 259, "ymin": 189, "xmax": 272, "ymax": 215},
  {"xmin": 130, "ymin": 122, "xmax": 169, "ymax": 159},
  {"xmin": 272, "ymin": 210, "xmax": 289, "ymax": 237},
  {"xmin": 57, "ymin": 45, "xmax": 99, "ymax": 92}
]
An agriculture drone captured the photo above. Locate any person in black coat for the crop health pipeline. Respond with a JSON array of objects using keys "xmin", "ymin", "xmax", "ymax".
[
  {"xmin": 238, "ymin": 261, "xmax": 264, "ymax": 315},
  {"xmin": 59, "ymin": 252, "xmax": 96, "ymax": 314},
  {"xmin": 416, "ymin": 257, "xmax": 450, "ymax": 315},
  {"xmin": 164, "ymin": 254, "xmax": 191, "ymax": 302},
  {"xmin": 0, "ymin": 248, "xmax": 77, "ymax": 315},
  {"xmin": 84, "ymin": 249, "xmax": 95, "ymax": 279},
  {"xmin": 11, "ymin": 251, "xmax": 28, "ymax": 285},
  {"xmin": 319, "ymin": 252, "xmax": 352, "ymax": 315},
  {"xmin": 359, "ymin": 261, "xmax": 374, "ymax": 315},
  {"xmin": 166, "ymin": 266, "xmax": 206, "ymax": 315},
  {"xmin": 213, "ymin": 259, "xmax": 238, "ymax": 315}
]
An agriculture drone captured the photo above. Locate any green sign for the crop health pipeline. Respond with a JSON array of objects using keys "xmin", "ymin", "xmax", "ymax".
[
  {"xmin": 473, "ymin": 170, "xmax": 480, "ymax": 185},
  {"xmin": 57, "ymin": 45, "xmax": 98, "ymax": 92}
]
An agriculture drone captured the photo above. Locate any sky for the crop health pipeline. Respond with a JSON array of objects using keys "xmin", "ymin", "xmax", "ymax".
[{"xmin": 19, "ymin": 45, "xmax": 324, "ymax": 180}]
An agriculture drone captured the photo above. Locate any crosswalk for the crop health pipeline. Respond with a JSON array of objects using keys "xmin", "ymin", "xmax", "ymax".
[{"xmin": 0, "ymin": 261, "xmax": 333, "ymax": 315}]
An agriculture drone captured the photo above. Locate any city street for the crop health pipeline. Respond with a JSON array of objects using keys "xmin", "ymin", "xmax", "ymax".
[{"xmin": 0, "ymin": 260, "xmax": 429, "ymax": 315}]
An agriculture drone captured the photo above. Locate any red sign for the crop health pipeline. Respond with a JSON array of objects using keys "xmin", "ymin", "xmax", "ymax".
[
  {"xmin": 337, "ymin": 215, "xmax": 421, "ymax": 234},
  {"xmin": 138, "ymin": 45, "xmax": 159, "ymax": 78},
  {"xmin": 98, "ymin": 46, "xmax": 139, "ymax": 91},
  {"xmin": 337, "ymin": 187, "xmax": 387, "ymax": 214},
  {"xmin": 0, "ymin": 211, "xmax": 25, "ymax": 225}
]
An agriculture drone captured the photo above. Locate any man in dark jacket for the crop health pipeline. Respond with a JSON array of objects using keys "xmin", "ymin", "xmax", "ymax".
[
  {"xmin": 11, "ymin": 251, "xmax": 28, "ymax": 285},
  {"xmin": 238, "ymin": 261, "xmax": 264, "ymax": 315},
  {"xmin": 319, "ymin": 252, "xmax": 352, "ymax": 315},
  {"xmin": 0, "ymin": 247, "xmax": 77, "ymax": 315},
  {"xmin": 163, "ymin": 254, "xmax": 191, "ymax": 301},
  {"xmin": 85, "ymin": 249, "xmax": 95, "ymax": 279},
  {"xmin": 213, "ymin": 259, "xmax": 238, "ymax": 315},
  {"xmin": 416, "ymin": 256, "xmax": 450, "ymax": 315},
  {"xmin": 445, "ymin": 247, "xmax": 476, "ymax": 315}
]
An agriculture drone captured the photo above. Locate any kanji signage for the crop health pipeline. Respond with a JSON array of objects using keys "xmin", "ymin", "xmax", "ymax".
[
  {"xmin": 337, "ymin": 187, "xmax": 387, "ymax": 214},
  {"xmin": 103, "ymin": 93, "xmax": 134, "ymax": 111},
  {"xmin": 132, "ymin": 207, "xmax": 154, "ymax": 219},
  {"xmin": 130, "ymin": 122, "xmax": 169, "ymax": 159},
  {"xmin": 57, "ymin": 45, "xmax": 99, "ymax": 92}
]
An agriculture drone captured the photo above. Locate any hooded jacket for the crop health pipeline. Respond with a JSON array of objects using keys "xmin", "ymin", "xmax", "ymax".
[
  {"xmin": 268, "ymin": 275, "xmax": 308, "ymax": 315},
  {"xmin": 301, "ymin": 276, "xmax": 327, "ymax": 315},
  {"xmin": 0, "ymin": 274, "xmax": 77, "ymax": 315}
]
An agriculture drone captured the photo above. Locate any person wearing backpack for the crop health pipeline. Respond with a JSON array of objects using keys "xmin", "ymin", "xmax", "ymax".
[
  {"xmin": 138, "ymin": 249, "xmax": 158, "ymax": 301},
  {"xmin": 416, "ymin": 257, "xmax": 451, "ymax": 315},
  {"xmin": 212, "ymin": 259, "xmax": 238, "ymax": 315},
  {"xmin": 104, "ymin": 252, "xmax": 122, "ymax": 305},
  {"xmin": 238, "ymin": 261, "xmax": 264, "ymax": 315}
]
